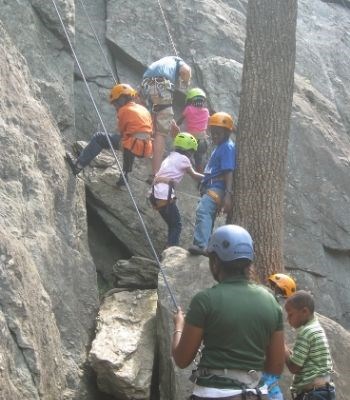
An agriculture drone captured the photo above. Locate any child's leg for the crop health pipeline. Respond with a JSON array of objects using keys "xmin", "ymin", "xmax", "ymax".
[
  {"xmin": 78, "ymin": 132, "xmax": 120, "ymax": 168},
  {"xmin": 192, "ymin": 194, "xmax": 217, "ymax": 249},
  {"xmin": 158, "ymin": 203, "xmax": 182, "ymax": 246},
  {"xmin": 122, "ymin": 148, "xmax": 135, "ymax": 174}
]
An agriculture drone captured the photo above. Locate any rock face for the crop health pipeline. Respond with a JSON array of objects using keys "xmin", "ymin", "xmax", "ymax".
[
  {"xmin": 0, "ymin": 20, "xmax": 98, "ymax": 400},
  {"xmin": 89, "ymin": 289, "xmax": 158, "ymax": 399},
  {"xmin": 74, "ymin": 0, "xmax": 350, "ymax": 327}
]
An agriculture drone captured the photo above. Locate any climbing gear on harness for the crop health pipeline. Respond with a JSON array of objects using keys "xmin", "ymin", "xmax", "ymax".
[
  {"xmin": 207, "ymin": 225, "xmax": 254, "ymax": 262},
  {"xmin": 173, "ymin": 132, "xmax": 198, "ymax": 151},
  {"xmin": 206, "ymin": 189, "xmax": 222, "ymax": 207},
  {"xmin": 65, "ymin": 152, "xmax": 82, "ymax": 175},
  {"xmin": 268, "ymin": 273, "xmax": 296, "ymax": 298},
  {"xmin": 51, "ymin": 0, "xmax": 179, "ymax": 309},
  {"xmin": 186, "ymin": 87, "xmax": 206, "ymax": 102},
  {"xmin": 141, "ymin": 77, "xmax": 175, "ymax": 103},
  {"xmin": 209, "ymin": 112, "xmax": 235, "ymax": 131},
  {"xmin": 109, "ymin": 83, "xmax": 137, "ymax": 103}
]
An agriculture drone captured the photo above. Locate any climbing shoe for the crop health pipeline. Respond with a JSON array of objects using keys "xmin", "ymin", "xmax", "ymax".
[
  {"xmin": 188, "ymin": 245, "xmax": 208, "ymax": 256},
  {"xmin": 65, "ymin": 152, "xmax": 82, "ymax": 176}
]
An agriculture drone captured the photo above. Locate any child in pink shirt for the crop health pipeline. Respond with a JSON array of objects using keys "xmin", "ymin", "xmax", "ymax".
[
  {"xmin": 149, "ymin": 133, "xmax": 203, "ymax": 248},
  {"xmin": 177, "ymin": 88, "xmax": 209, "ymax": 173}
]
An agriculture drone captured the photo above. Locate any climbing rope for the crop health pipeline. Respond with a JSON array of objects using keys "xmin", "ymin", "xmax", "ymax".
[
  {"xmin": 50, "ymin": 0, "xmax": 178, "ymax": 309},
  {"xmin": 77, "ymin": 0, "xmax": 120, "ymax": 84},
  {"xmin": 156, "ymin": 0, "xmax": 179, "ymax": 56}
]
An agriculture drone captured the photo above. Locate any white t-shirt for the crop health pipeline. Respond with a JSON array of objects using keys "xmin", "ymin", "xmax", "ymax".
[{"xmin": 153, "ymin": 151, "xmax": 191, "ymax": 200}]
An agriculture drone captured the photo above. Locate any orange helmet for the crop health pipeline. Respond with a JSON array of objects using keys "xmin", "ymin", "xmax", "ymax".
[
  {"xmin": 268, "ymin": 273, "xmax": 296, "ymax": 298},
  {"xmin": 208, "ymin": 112, "xmax": 235, "ymax": 131},
  {"xmin": 109, "ymin": 84, "xmax": 137, "ymax": 103}
]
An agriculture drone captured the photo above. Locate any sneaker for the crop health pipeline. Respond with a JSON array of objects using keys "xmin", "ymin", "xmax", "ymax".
[
  {"xmin": 188, "ymin": 245, "xmax": 208, "ymax": 256},
  {"xmin": 65, "ymin": 152, "xmax": 82, "ymax": 175}
]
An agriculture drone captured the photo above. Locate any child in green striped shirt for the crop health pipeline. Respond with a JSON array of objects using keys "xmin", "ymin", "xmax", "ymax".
[{"xmin": 284, "ymin": 290, "xmax": 335, "ymax": 400}]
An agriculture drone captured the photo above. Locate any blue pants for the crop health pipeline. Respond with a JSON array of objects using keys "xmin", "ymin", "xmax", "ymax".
[
  {"xmin": 193, "ymin": 189, "xmax": 223, "ymax": 249},
  {"xmin": 78, "ymin": 131, "xmax": 121, "ymax": 167},
  {"xmin": 269, "ymin": 393, "xmax": 284, "ymax": 400},
  {"xmin": 294, "ymin": 386, "xmax": 335, "ymax": 400},
  {"xmin": 158, "ymin": 202, "xmax": 182, "ymax": 246}
]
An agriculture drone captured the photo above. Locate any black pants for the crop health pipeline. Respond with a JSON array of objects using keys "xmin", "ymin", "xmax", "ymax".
[
  {"xmin": 123, "ymin": 148, "xmax": 135, "ymax": 173},
  {"xmin": 158, "ymin": 202, "xmax": 182, "ymax": 246}
]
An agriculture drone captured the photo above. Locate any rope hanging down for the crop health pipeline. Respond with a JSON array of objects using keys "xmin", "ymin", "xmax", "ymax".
[
  {"xmin": 50, "ymin": 0, "xmax": 178, "ymax": 309},
  {"xmin": 156, "ymin": 0, "xmax": 179, "ymax": 56},
  {"xmin": 77, "ymin": 0, "xmax": 120, "ymax": 84}
]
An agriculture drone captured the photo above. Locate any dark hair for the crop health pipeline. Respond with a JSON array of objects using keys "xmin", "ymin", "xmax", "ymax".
[
  {"xmin": 209, "ymin": 125, "xmax": 231, "ymax": 136},
  {"xmin": 187, "ymin": 97, "xmax": 205, "ymax": 108},
  {"xmin": 112, "ymin": 94, "xmax": 133, "ymax": 107},
  {"xmin": 209, "ymin": 254, "xmax": 252, "ymax": 276},
  {"xmin": 286, "ymin": 290, "xmax": 315, "ymax": 313},
  {"xmin": 174, "ymin": 147, "xmax": 193, "ymax": 157}
]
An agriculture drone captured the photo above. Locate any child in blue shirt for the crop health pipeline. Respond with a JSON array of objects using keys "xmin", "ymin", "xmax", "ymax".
[{"xmin": 188, "ymin": 112, "xmax": 236, "ymax": 255}]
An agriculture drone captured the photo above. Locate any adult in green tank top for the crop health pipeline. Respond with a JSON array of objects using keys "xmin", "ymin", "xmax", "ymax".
[{"xmin": 172, "ymin": 224, "xmax": 285, "ymax": 400}]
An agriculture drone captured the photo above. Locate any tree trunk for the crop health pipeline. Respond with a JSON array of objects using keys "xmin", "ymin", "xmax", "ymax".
[{"xmin": 229, "ymin": 0, "xmax": 298, "ymax": 282}]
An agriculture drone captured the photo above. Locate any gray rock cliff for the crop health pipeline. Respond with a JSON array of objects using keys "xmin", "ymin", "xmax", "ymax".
[{"xmin": 1, "ymin": 0, "xmax": 350, "ymax": 398}]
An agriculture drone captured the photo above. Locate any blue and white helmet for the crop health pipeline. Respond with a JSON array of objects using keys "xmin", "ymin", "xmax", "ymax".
[{"xmin": 207, "ymin": 225, "xmax": 254, "ymax": 262}]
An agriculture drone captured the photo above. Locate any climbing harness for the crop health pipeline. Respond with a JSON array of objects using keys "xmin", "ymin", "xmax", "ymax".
[
  {"xmin": 290, "ymin": 383, "xmax": 335, "ymax": 400},
  {"xmin": 50, "ymin": 0, "xmax": 178, "ymax": 309},
  {"xmin": 149, "ymin": 180, "xmax": 175, "ymax": 211},
  {"xmin": 77, "ymin": 0, "xmax": 120, "ymax": 84},
  {"xmin": 124, "ymin": 132, "xmax": 153, "ymax": 159},
  {"xmin": 156, "ymin": 0, "xmax": 179, "ymax": 56}
]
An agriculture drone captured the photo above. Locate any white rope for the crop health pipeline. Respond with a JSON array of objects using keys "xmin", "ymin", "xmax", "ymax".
[
  {"xmin": 156, "ymin": 0, "xmax": 179, "ymax": 56},
  {"xmin": 50, "ymin": 0, "xmax": 179, "ymax": 309}
]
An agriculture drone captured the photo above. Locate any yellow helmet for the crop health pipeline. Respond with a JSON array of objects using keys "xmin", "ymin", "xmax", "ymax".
[
  {"xmin": 268, "ymin": 273, "xmax": 296, "ymax": 298},
  {"xmin": 208, "ymin": 112, "xmax": 235, "ymax": 131},
  {"xmin": 109, "ymin": 84, "xmax": 137, "ymax": 103}
]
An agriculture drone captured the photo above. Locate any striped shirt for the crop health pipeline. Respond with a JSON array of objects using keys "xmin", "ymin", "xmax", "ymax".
[{"xmin": 290, "ymin": 316, "xmax": 333, "ymax": 391}]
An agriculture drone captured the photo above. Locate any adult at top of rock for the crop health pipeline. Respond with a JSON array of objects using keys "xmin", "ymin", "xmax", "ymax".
[{"xmin": 141, "ymin": 56, "xmax": 191, "ymax": 182}]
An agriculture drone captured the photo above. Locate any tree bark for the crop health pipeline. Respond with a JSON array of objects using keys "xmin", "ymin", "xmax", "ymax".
[{"xmin": 229, "ymin": 0, "xmax": 298, "ymax": 282}]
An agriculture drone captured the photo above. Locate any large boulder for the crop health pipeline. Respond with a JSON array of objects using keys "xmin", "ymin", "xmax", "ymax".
[{"xmin": 89, "ymin": 289, "xmax": 158, "ymax": 399}]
